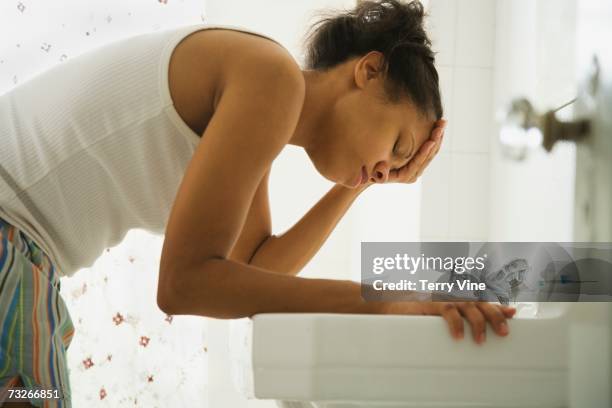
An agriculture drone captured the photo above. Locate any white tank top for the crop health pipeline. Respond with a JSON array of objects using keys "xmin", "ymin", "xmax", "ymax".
[{"xmin": 0, "ymin": 23, "xmax": 286, "ymax": 277}]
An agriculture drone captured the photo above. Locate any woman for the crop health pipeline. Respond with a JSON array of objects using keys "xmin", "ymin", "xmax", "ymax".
[{"xmin": 0, "ymin": 0, "xmax": 515, "ymax": 406}]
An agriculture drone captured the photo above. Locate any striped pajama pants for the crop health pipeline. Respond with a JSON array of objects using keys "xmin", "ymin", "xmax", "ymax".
[{"xmin": 0, "ymin": 216, "xmax": 74, "ymax": 407}]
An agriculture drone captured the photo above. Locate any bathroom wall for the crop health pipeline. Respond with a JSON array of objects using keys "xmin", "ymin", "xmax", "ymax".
[
  {"xmin": 573, "ymin": 0, "xmax": 612, "ymax": 242},
  {"xmin": 420, "ymin": 0, "xmax": 577, "ymax": 243},
  {"xmin": 419, "ymin": 0, "xmax": 496, "ymax": 242},
  {"xmin": 488, "ymin": 0, "xmax": 576, "ymax": 242}
]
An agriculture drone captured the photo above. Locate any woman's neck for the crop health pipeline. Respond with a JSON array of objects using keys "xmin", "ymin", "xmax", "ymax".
[{"xmin": 288, "ymin": 68, "xmax": 340, "ymax": 152}]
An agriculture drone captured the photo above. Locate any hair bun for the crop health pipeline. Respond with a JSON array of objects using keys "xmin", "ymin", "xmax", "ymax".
[
  {"xmin": 356, "ymin": 0, "xmax": 429, "ymax": 48},
  {"xmin": 303, "ymin": 0, "xmax": 442, "ymax": 119}
]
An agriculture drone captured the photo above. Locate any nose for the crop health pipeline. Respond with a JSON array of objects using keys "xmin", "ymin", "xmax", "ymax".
[{"xmin": 371, "ymin": 161, "xmax": 390, "ymax": 183}]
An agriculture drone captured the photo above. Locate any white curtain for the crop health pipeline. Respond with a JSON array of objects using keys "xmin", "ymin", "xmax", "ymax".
[{"xmin": 0, "ymin": 1, "xmax": 210, "ymax": 407}]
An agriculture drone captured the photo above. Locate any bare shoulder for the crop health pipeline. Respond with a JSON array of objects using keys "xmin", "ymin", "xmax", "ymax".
[
  {"xmin": 222, "ymin": 34, "xmax": 305, "ymax": 101},
  {"xmin": 198, "ymin": 29, "xmax": 304, "ymax": 91},
  {"xmin": 217, "ymin": 39, "xmax": 305, "ymax": 145},
  {"xmin": 168, "ymin": 28, "xmax": 302, "ymax": 135}
]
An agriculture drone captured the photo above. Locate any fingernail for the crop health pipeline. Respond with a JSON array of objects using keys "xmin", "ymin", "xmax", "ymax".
[
  {"xmin": 499, "ymin": 322, "xmax": 508, "ymax": 335},
  {"xmin": 456, "ymin": 330, "xmax": 464, "ymax": 340},
  {"xmin": 478, "ymin": 332, "xmax": 486, "ymax": 343}
]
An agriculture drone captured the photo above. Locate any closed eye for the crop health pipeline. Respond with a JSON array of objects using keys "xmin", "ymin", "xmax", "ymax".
[
  {"xmin": 391, "ymin": 136, "xmax": 404, "ymax": 171},
  {"xmin": 392, "ymin": 136, "xmax": 400, "ymax": 155}
]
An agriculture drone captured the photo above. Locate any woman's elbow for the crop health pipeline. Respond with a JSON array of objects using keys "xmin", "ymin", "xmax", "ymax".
[
  {"xmin": 156, "ymin": 256, "xmax": 223, "ymax": 315},
  {"xmin": 157, "ymin": 268, "xmax": 181, "ymax": 314},
  {"xmin": 156, "ymin": 257, "xmax": 196, "ymax": 315}
]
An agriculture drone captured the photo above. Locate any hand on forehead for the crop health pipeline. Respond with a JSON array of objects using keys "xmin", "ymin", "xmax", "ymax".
[{"xmin": 409, "ymin": 114, "xmax": 445, "ymax": 154}]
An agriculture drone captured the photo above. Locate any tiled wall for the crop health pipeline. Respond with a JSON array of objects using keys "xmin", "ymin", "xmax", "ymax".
[
  {"xmin": 420, "ymin": 0, "xmax": 497, "ymax": 241},
  {"xmin": 421, "ymin": 0, "xmax": 577, "ymax": 243},
  {"xmin": 488, "ymin": 0, "xmax": 576, "ymax": 242}
]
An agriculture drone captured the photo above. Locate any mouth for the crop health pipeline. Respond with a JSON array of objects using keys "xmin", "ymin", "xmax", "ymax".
[
  {"xmin": 351, "ymin": 165, "xmax": 368, "ymax": 188},
  {"xmin": 361, "ymin": 165, "xmax": 368, "ymax": 184}
]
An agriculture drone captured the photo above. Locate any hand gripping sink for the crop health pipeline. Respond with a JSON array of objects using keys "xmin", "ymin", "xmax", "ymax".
[{"xmin": 229, "ymin": 303, "xmax": 612, "ymax": 408}]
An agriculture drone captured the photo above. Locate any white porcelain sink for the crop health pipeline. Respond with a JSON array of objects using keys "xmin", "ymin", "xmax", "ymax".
[{"xmin": 229, "ymin": 302, "xmax": 612, "ymax": 408}]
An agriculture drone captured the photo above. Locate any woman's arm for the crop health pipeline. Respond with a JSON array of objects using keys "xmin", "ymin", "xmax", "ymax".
[
  {"xmin": 157, "ymin": 47, "xmax": 383, "ymax": 319},
  {"xmin": 248, "ymin": 182, "xmax": 370, "ymax": 275},
  {"xmin": 158, "ymin": 45, "xmax": 306, "ymax": 312},
  {"xmin": 227, "ymin": 169, "xmax": 272, "ymax": 265}
]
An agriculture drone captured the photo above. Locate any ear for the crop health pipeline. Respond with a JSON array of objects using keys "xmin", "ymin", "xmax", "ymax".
[{"xmin": 354, "ymin": 51, "xmax": 385, "ymax": 88}]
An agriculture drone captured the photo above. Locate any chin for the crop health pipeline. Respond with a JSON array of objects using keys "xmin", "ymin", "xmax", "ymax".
[
  {"xmin": 312, "ymin": 160, "xmax": 337, "ymax": 184},
  {"xmin": 322, "ymin": 172, "xmax": 349, "ymax": 187},
  {"xmin": 339, "ymin": 174, "xmax": 361, "ymax": 189},
  {"xmin": 308, "ymin": 151, "xmax": 349, "ymax": 186}
]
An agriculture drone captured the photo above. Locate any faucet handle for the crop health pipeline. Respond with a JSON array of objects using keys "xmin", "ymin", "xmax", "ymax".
[
  {"xmin": 540, "ymin": 110, "xmax": 590, "ymax": 152},
  {"xmin": 498, "ymin": 97, "xmax": 592, "ymax": 160},
  {"xmin": 498, "ymin": 54, "xmax": 601, "ymax": 160}
]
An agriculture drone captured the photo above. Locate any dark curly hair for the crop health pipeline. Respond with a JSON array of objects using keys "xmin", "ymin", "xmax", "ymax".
[{"xmin": 302, "ymin": 0, "xmax": 442, "ymax": 120}]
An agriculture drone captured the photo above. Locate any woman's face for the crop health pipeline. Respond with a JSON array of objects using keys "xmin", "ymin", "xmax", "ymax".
[{"xmin": 305, "ymin": 53, "xmax": 436, "ymax": 189}]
